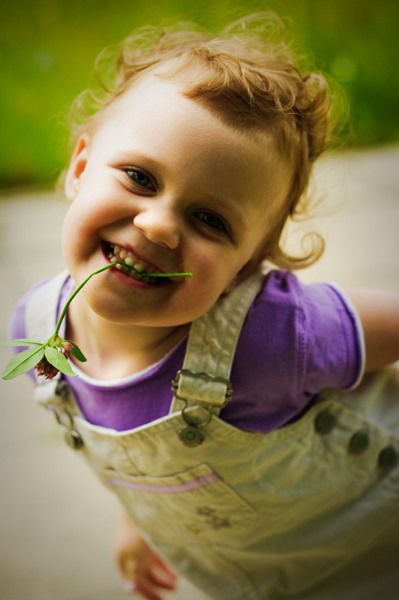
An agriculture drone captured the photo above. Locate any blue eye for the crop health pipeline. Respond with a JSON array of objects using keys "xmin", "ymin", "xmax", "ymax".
[
  {"xmin": 195, "ymin": 211, "xmax": 228, "ymax": 233},
  {"xmin": 126, "ymin": 169, "xmax": 155, "ymax": 191}
]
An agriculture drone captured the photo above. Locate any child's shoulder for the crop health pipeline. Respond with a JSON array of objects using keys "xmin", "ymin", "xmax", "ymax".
[
  {"xmin": 8, "ymin": 278, "xmax": 51, "ymax": 341},
  {"xmin": 239, "ymin": 268, "xmax": 364, "ymax": 392},
  {"xmin": 255, "ymin": 268, "xmax": 362, "ymax": 355},
  {"xmin": 257, "ymin": 268, "xmax": 351, "ymax": 315},
  {"xmin": 8, "ymin": 273, "xmax": 72, "ymax": 341}
]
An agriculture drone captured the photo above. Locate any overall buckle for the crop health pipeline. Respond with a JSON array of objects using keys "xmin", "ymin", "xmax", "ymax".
[{"xmin": 172, "ymin": 369, "xmax": 233, "ymax": 447}]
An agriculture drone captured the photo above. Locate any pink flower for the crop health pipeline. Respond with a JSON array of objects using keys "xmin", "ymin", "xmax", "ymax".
[
  {"xmin": 35, "ymin": 356, "xmax": 60, "ymax": 380},
  {"xmin": 60, "ymin": 341, "xmax": 73, "ymax": 359}
]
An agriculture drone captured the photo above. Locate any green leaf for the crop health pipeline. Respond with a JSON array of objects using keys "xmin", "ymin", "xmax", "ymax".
[
  {"xmin": 0, "ymin": 339, "xmax": 43, "ymax": 347},
  {"xmin": 2, "ymin": 346, "xmax": 45, "ymax": 380},
  {"xmin": 65, "ymin": 340, "xmax": 87, "ymax": 363},
  {"xmin": 44, "ymin": 346, "xmax": 77, "ymax": 377}
]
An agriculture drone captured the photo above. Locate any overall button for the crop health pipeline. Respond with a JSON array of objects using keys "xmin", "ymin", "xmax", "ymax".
[
  {"xmin": 64, "ymin": 429, "xmax": 84, "ymax": 450},
  {"xmin": 314, "ymin": 410, "xmax": 337, "ymax": 434},
  {"xmin": 378, "ymin": 445, "xmax": 398, "ymax": 469},
  {"xmin": 179, "ymin": 426, "xmax": 205, "ymax": 447},
  {"xmin": 349, "ymin": 431, "xmax": 370, "ymax": 455}
]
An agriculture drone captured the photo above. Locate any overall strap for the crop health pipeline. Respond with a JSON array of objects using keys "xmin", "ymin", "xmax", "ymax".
[
  {"xmin": 171, "ymin": 265, "xmax": 270, "ymax": 416},
  {"xmin": 25, "ymin": 270, "xmax": 71, "ymax": 407}
]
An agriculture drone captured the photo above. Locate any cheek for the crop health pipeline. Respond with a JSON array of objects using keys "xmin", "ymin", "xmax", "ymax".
[
  {"xmin": 187, "ymin": 245, "xmax": 229, "ymax": 283},
  {"xmin": 61, "ymin": 209, "xmax": 75, "ymax": 253},
  {"xmin": 188, "ymin": 253, "xmax": 240, "ymax": 304},
  {"xmin": 62, "ymin": 205, "xmax": 82, "ymax": 250},
  {"xmin": 61, "ymin": 201, "xmax": 97, "ymax": 263},
  {"xmin": 61, "ymin": 212, "xmax": 79, "ymax": 270},
  {"xmin": 63, "ymin": 193, "xmax": 105, "ymax": 238}
]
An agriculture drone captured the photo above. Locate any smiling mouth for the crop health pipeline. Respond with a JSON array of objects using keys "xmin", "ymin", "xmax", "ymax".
[{"xmin": 103, "ymin": 242, "xmax": 169, "ymax": 285}]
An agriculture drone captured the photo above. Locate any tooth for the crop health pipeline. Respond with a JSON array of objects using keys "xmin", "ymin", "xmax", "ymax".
[
  {"xmin": 114, "ymin": 245, "xmax": 121, "ymax": 254},
  {"xmin": 124, "ymin": 256, "xmax": 135, "ymax": 267},
  {"xmin": 119, "ymin": 250, "xmax": 127, "ymax": 259},
  {"xmin": 133, "ymin": 262, "xmax": 146, "ymax": 272},
  {"xmin": 116, "ymin": 264, "xmax": 123, "ymax": 270}
]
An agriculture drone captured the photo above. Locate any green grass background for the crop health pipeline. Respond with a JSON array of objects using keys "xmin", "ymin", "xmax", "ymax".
[{"xmin": 1, "ymin": 0, "xmax": 398, "ymax": 189}]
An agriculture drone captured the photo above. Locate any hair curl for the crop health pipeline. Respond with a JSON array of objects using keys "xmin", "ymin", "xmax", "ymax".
[{"xmin": 69, "ymin": 13, "xmax": 344, "ymax": 270}]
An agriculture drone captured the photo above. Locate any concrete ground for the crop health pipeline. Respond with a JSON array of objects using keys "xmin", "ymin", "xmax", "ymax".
[{"xmin": 0, "ymin": 145, "xmax": 398, "ymax": 600}]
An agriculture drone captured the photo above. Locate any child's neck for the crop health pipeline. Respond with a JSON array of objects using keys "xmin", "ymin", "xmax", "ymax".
[{"xmin": 66, "ymin": 295, "xmax": 190, "ymax": 381}]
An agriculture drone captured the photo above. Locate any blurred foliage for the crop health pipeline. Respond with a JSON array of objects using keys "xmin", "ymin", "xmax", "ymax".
[{"xmin": 0, "ymin": 0, "xmax": 398, "ymax": 188}]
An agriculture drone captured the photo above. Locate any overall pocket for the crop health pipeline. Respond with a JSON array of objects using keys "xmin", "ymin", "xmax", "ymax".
[{"xmin": 100, "ymin": 462, "xmax": 255, "ymax": 545}]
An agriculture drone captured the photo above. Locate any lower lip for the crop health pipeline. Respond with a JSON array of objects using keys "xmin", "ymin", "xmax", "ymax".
[{"xmin": 101, "ymin": 247, "xmax": 171, "ymax": 290}]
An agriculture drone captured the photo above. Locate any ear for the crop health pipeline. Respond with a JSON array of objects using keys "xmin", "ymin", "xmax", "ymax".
[{"xmin": 65, "ymin": 134, "xmax": 90, "ymax": 201}]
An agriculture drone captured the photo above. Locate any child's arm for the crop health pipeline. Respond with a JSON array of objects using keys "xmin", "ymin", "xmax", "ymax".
[
  {"xmin": 114, "ymin": 509, "xmax": 178, "ymax": 600},
  {"xmin": 345, "ymin": 288, "xmax": 399, "ymax": 372}
]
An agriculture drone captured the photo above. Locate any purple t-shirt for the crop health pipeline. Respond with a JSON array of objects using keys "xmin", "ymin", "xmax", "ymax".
[{"xmin": 8, "ymin": 270, "xmax": 364, "ymax": 434}]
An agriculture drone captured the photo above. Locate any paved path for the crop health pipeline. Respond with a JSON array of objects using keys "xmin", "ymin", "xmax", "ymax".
[{"xmin": 0, "ymin": 146, "xmax": 398, "ymax": 600}]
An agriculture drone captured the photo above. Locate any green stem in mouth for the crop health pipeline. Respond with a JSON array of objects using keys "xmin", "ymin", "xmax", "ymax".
[{"xmin": 53, "ymin": 261, "xmax": 192, "ymax": 337}]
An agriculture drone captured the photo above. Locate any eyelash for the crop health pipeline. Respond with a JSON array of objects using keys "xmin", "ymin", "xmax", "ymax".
[
  {"xmin": 194, "ymin": 211, "xmax": 229, "ymax": 234},
  {"xmin": 125, "ymin": 168, "xmax": 155, "ymax": 191}
]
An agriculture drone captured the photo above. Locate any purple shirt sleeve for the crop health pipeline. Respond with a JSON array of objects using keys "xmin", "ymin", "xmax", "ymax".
[{"xmin": 298, "ymin": 280, "xmax": 364, "ymax": 392}]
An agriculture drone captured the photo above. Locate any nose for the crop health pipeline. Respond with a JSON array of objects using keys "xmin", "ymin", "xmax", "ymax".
[{"xmin": 133, "ymin": 202, "xmax": 180, "ymax": 250}]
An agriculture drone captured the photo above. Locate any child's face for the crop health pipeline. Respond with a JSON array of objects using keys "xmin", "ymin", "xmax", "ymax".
[{"xmin": 63, "ymin": 76, "xmax": 288, "ymax": 328}]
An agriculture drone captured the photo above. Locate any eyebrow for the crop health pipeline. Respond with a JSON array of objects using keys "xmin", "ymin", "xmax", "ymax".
[{"xmin": 116, "ymin": 151, "xmax": 166, "ymax": 174}]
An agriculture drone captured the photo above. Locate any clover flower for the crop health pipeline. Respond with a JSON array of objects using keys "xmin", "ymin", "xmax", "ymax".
[
  {"xmin": 35, "ymin": 357, "xmax": 61, "ymax": 380},
  {"xmin": 1, "ymin": 261, "xmax": 192, "ymax": 380},
  {"xmin": 34, "ymin": 338, "xmax": 74, "ymax": 379}
]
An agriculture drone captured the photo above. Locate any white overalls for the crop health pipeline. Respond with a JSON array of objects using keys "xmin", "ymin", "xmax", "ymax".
[{"xmin": 27, "ymin": 270, "xmax": 399, "ymax": 600}]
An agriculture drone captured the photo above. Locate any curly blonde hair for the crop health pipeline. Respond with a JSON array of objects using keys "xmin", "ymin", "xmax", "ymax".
[{"xmin": 69, "ymin": 13, "xmax": 341, "ymax": 270}]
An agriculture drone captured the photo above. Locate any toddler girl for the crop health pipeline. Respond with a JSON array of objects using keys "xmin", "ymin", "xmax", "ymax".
[{"xmin": 7, "ymin": 14, "xmax": 399, "ymax": 600}]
